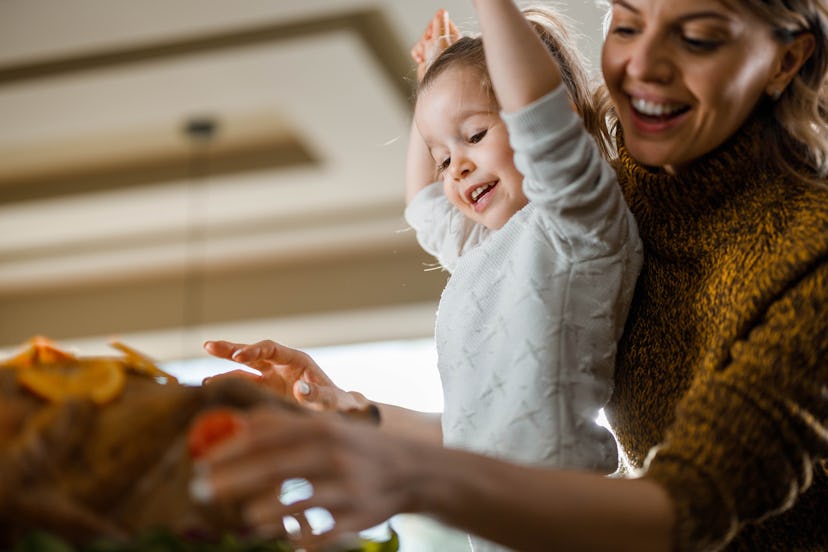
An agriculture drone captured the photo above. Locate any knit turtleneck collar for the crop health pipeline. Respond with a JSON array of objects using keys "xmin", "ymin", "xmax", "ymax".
[{"xmin": 615, "ymin": 116, "xmax": 776, "ymax": 261}]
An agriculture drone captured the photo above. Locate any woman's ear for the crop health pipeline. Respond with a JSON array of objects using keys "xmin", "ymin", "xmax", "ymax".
[{"xmin": 765, "ymin": 32, "xmax": 816, "ymax": 98}]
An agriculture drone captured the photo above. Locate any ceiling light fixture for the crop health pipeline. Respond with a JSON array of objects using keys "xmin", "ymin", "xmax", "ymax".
[{"xmin": 182, "ymin": 116, "xmax": 219, "ymax": 357}]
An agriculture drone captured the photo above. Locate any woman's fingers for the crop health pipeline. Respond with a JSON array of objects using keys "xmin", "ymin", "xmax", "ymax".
[
  {"xmin": 203, "ymin": 339, "xmax": 276, "ymax": 375},
  {"xmin": 291, "ymin": 379, "xmax": 358, "ymax": 411},
  {"xmin": 243, "ymin": 490, "xmax": 392, "ymax": 552},
  {"xmin": 293, "ymin": 378, "xmax": 324, "ymax": 408},
  {"xmin": 242, "ymin": 493, "xmax": 362, "ymax": 551},
  {"xmin": 205, "ymin": 339, "xmax": 309, "ymax": 374},
  {"xmin": 194, "ymin": 411, "xmax": 335, "ymax": 500},
  {"xmin": 203, "ymin": 339, "xmax": 240, "ymax": 360},
  {"xmin": 202, "ymin": 369, "xmax": 262, "ymax": 386},
  {"xmin": 192, "ymin": 408, "xmax": 412, "ymax": 548},
  {"xmin": 202, "ymin": 340, "xmax": 362, "ymax": 416}
]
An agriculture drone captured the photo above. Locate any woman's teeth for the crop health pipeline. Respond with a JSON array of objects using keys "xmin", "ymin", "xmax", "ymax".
[
  {"xmin": 631, "ymin": 97, "xmax": 686, "ymax": 117},
  {"xmin": 471, "ymin": 183, "xmax": 493, "ymax": 202}
]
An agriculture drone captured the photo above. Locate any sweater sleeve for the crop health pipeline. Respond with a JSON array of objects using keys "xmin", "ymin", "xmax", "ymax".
[
  {"xmin": 642, "ymin": 262, "xmax": 828, "ymax": 551},
  {"xmin": 403, "ymin": 181, "xmax": 490, "ymax": 273},
  {"xmin": 501, "ymin": 86, "xmax": 637, "ymax": 260}
]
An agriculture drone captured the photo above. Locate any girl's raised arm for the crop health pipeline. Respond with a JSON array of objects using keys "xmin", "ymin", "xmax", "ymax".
[
  {"xmin": 473, "ymin": 0, "xmax": 562, "ymax": 112},
  {"xmin": 405, "ymin": 9, "xmax": 460, "ymax": 204}
]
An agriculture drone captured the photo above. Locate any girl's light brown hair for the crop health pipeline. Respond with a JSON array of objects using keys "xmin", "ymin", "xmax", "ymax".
[{"xmin": 418, "ymin": 5, "xmax": 615, "ymax": 161}]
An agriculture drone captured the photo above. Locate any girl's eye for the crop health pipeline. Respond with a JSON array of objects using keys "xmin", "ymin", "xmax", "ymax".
[
  {"xmin": 469, "ymin": 130, "xmax": 487, "ymax": 143},
  {"xmin": 437, "ymin": 157, "xmax": 450, "ymax": 174}
]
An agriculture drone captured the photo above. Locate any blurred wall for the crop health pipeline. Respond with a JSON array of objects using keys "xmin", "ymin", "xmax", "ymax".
[{"xmin": 0, "ymin": 0, "xmax": 605, "ymax": 360}]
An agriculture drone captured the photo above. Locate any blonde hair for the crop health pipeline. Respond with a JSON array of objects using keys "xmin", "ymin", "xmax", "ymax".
[
  {"xmin": 418, "ymin": 5, "xmax": 615, "ymax": 160},
  {"xmin": 744, "ymin": 0, "xmax": 828, "ymax": 181}
]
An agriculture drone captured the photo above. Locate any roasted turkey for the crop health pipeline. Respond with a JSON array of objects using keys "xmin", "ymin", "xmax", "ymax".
[{"xmin": 0, "ymin": 337, "xmax": 303, "ymax": 547}]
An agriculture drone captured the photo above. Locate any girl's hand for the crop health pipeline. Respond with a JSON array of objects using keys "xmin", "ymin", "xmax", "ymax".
[
  {"xmin": 191, "ymin": 407, "xmax": 421, "ymax": 549},
  {"xmin": 202, "ymin": 340, "xmax": 367, "ymax": 413},
  {"xmin": 411, "ymin": 9, "xmax": 461, "ymax": 82}
]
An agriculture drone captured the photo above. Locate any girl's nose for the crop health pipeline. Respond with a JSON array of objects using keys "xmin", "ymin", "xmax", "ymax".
[{"xmin": 448, "ymin": 155, "xmax": 474, "ymax": 180}]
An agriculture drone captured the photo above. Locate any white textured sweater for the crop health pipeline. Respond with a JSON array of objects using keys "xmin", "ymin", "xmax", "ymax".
[{"xmin": 405, "ymin": 86, "xmax": 642, "ymax": 476}]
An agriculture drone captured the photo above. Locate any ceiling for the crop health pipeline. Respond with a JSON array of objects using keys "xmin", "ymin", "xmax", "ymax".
[{"xmin": 0, "ymin": 0, "xmax": 605, "ymax": 361}]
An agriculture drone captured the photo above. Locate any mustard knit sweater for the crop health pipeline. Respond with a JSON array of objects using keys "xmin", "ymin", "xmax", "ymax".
[{"xmin": 608, "ymin": 116, "xmax": 828, "ymax": 551}]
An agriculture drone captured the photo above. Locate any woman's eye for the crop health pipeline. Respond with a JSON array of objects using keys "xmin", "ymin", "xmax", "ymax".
[
  {"xmin": 682, "ymin": 36, "xmax": 721, "ymax": 52},
  {"xmin": 469, "ymin": 130, "xmax": 487, "ymax": 143},
  {"xmin": 609, "ymin": 24, "xmax": 638, "ymax": 37}
]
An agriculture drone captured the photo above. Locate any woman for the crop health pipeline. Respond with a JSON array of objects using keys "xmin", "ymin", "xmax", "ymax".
[{"xmin": 193, "ymin": 0, "xmax": 828, "ymax": 550}]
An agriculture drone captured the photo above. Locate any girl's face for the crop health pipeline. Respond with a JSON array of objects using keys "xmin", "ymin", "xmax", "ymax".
[
  {"xmin": 602, "ymin": 0, "xmax": 788, "ymax": 173},
  {"xmin": 414, "ymin": 65, "xmax": 528, "ymax": 230}
]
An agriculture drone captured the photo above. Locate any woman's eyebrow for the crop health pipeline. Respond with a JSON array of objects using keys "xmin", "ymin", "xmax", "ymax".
[{"xmin": 611, "ymin": 0, "xmax": 639, "ymax": 14}]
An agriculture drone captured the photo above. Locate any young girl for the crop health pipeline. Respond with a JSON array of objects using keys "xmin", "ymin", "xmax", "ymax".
[{"xmin": 404, "ymin": 5, "xmax": 641, "ymax": 473}]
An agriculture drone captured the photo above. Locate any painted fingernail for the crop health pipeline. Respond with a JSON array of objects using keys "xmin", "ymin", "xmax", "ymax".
[
  {"xmin": 298, "ymin": 381, "xmax": 311, "ymax": 395},
  {"xmin": 190, "ymin": 475, "xmax": 214, "ymax": 503}
]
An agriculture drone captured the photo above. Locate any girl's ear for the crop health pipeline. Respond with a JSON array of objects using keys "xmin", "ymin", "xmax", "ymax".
[{"xmin": 765, "ymin": 32, "xmax": 816, "ymax": 98}]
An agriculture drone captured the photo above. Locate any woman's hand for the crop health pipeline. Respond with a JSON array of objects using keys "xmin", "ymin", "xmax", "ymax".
[
  {"xmin": 411, "ymin": 9, "xmax": 461, "ymax": 81},
  {"xmin": 202, "ymin": 340, "xmax": 367, "ymax": 413},
  {"xmin": 191, "ymin": 407, "xmax": 421, "ymax": 549},
  {"xmin": 190, "ymin": 406, "xmax": 674, "ymax": 552}
]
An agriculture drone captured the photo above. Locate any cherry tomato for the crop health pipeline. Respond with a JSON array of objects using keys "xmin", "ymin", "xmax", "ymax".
[{"xmin": 187, "ymin": 408, "xmax": 244, "ymax": 459}]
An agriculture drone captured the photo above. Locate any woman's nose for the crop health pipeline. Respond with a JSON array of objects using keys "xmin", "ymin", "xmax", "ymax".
[{"xmin": 626, "ymin": 34, "xmax": 674, "ymax": 84}]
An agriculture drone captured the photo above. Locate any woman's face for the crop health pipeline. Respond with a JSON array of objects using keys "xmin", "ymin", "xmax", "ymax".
[{"xmin": 602, "ymin": 0, "xmax": 786, "ymax": 173}]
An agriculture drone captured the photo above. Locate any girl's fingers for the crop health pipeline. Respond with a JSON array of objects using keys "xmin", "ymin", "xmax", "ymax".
[
  {"xmin": 447, "ymin": 17, "xmax": 461, "ymax": 42},
  {"xmin": 429, "ymin": 11, "xmax": 443, "ymax": 44},
  {"xmin": 438, "ymin": 11, "xmax": 460, "ymax": 46},
  {"xmin": 410, "ymin": 45, "xmax": 423, "ymax": 63}
]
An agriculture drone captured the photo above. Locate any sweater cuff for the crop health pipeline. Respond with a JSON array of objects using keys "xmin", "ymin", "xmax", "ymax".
[
  {"xmin": 644, "ymin": 449, "xmax": 737, "ymax": 552},
  {"xmin": 499, "ymin": 85, "xmax": 575, "ymax": 148},
  {"xmin": 404, "ymin": 181, "xmax": 442, "ymax": 231}
]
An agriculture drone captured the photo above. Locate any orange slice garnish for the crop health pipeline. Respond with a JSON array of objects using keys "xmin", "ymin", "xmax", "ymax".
[
  {"xmin": 0, "ymin": 335, "xmax": 75, "ymax": 369},
  {"xmin": 17, "ymin": 358, "xmax": 126, "ymax": 405},
  {"xmin": 109, "ymin": 340, "xmax": 178, "ymax": 384}
]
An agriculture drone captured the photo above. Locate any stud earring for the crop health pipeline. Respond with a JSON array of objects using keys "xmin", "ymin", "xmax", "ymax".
[{"xmin": 770, "ymin": 89, "xmax": 783, "ymax": 101}]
